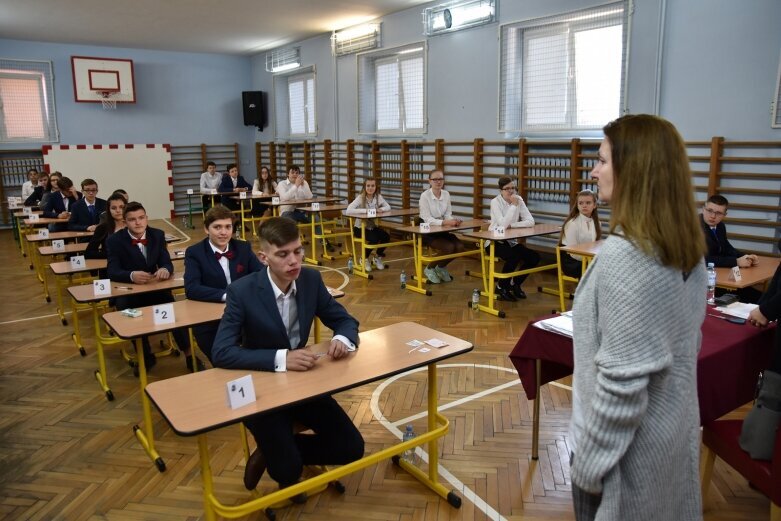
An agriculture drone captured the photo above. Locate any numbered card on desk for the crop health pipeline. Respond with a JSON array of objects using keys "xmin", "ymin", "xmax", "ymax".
[
  {"xmin": 37, "ymin": 228, "xmax": 49, "ymax": 239},
  {"xmin": 70, "ymin": 255, "xmax": 86, "ymax": 269},
  {"xmin": 493, "ymin": 225, "xmax": 506, "ymax": 237},
  {"xmin": 153, "ymin": 303, "xmax": 175, "ymax": 325},
  {"xmin": 367, "ymin": 208, "xmax": 377, "ymax": 218},
  {"xmin": 51, "ymin": 239, "xmax": 65, "ymax": 252},
  {"xmin": 28, "ymin": 213, "xmax": 40, "ymax": 222},
  {"xmin": 729, "ymin": 266, "xmax": 742, "ymax": 282},
  {"xmin": 186, "ymin": 188, "xmax": 193, "ymax": 195},
  {"xmin": 226, "ymin": 374, "xmax": 256, "ymax": 409},
  {"xmin": 239, "ymin": 191, "xmax": 247, "ymax": 199},
  {"xmin": 311, "ymin": 202, "xmax": 320, "ymax": 211},
  {"xmin": 93, "ymin": 279, "xmax": 111, "ymax": 296},
  {"xmin": 22, "ymin": 207, "xmax": 32, "ymax": 215},
  {"xmin": 419, "ymin": 222, "xmax": 431, "ymax": 232},
  {"xmin": 272, "ymin": 196, "xmax": 280, "ymax": 205}
]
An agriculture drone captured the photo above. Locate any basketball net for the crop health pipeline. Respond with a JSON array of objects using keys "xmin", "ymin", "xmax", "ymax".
[{"xmin": 99, "ymin": 91, "xmax": 117, "ymax": 110}]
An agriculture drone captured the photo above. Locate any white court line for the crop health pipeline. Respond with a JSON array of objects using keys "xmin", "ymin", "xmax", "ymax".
[
  {"xmin": 0, "ymin": 311, "xmax": 69, "ymax": 326},
  {"xmin": 371, "ymin": 363, "xmax": 522, "ymax": 521},
  {"xmin": 161, "ymin": 218, "xmax": 191, "ymax": 245}
]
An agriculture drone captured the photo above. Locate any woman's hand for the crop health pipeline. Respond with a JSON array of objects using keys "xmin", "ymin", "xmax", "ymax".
[{"xmin": 748, "ymin": 307, "xmax": 768, "ymax": 327}]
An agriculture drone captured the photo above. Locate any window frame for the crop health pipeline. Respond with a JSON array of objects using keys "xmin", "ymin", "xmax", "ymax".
[
  {"xmin": 498, "ymin": 1, "xmax": 629, "ymax": 135},
  {"xmin": 272, "ymin": 65, "xmax": 317, "ymax": 140},
  {"xmin": 357, "ymin": 42, "xmax": 427, "ymax": 136},
  {"xmin": 286, "ymin": 71, "xmax": 316, "ymax": 137},
  {"xmin": 0, "ymin": 59, "xmax": 59, "ymax": 143}
]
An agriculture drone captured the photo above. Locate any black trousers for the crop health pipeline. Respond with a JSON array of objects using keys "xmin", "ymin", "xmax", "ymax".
[
  {"xmin": 192, "ymin": 322, "xmax": 219, "ymax": 364},
  {"xmin": 560, "ymin": 252, "xmax": 583, "ymax": 278},
  {"xmin": 244, "ymin": 395, "xmax": 364, "ymax": 486},
  {"xmin": 115, "ymin": 290, "xmax": 190, "ymax": 356},
  {"xmin": 353, "ymin": 226, "xmax": 390, "ymax": 256},
  {"xmin": 490, "ymin": 241, "xmax": 540, "ymax": 288}
]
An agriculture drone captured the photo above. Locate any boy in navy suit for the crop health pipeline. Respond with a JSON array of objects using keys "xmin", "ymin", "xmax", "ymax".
[
  {"xmin": 218, "ymin": 163, "xmax": 251, "ymax": 210},
  {"xmin": 184, "ymin": 205, "xmax": 263, "ymax": 362},
  {"xmin": 106, "ymin": 201, "xmax": 193, "ymax": 371},
  {"xmin": 212, "ymin": 217, "xmax": 364, "ymax": 498},
  {"xmin": 43, "ymin": 175, "xmax": 80, "ymax": 232},
  {"xmin": 68, "ymin": 178, "xmax": 107, "ymax": 232}
]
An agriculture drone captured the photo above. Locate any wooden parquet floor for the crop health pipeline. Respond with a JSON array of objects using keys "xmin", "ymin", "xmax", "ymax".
[{"xmin": 0, "ymin": 220, "xmax": 771, "ymax": 520}]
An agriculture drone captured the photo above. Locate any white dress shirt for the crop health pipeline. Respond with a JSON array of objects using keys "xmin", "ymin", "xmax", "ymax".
[
  {"xmin": 276, "ymin": 179, "xmax": 313, "ymax": 214},
  {"xmin": 418, "ymin": 188, "xmax": 452, "ymax": 226},
  {"xmin": 200, "ymin": 171, "xmax": 222, "ymax": 193},
  {"xmin": 561, "ymin": 213, "xmax": 597, "ymax": 260},
  {"xmin": 209, "ymin": 241, "xmax": 231, "ymax": 301}
]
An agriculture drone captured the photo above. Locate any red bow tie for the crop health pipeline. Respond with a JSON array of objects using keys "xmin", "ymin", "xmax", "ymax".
[
  {"xmin": 131, "ymin": 238, "xmax": 148, "ymax": 246},
  {"xmin": 215, "ymin": 250, "xmax": 234, "ymax": 260}
]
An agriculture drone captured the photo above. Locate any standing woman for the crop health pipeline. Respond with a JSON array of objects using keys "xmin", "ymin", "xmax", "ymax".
[
  {"xmin": 251, "ymin": 165, "xmax": 277, "ymax": 217},
  {"xmin": 487, "ymin": 175, "xmax": 539, "ymax": 300},
  {"xmin": 570, "ymin": 115, "xmax": 706, "ymax": 520},
  {"xmin": 418, "ymin": 169, "xmax": 466, "ymax": 283},
  {"xmin": 347, "ymin": 177, "xmax": 391, "ymax": 270},
  {"xmin": 559, "ymin": 189, "xmax": 602, "ymax": 278}
]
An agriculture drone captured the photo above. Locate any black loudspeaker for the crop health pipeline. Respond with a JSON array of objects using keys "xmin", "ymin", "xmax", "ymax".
[{"xmin": 242, "ymin": 91, "xmax": 265, "ymax": 129}]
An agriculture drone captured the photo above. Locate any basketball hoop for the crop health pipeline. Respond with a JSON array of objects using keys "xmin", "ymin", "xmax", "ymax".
[{"xmin": 99, "ymin": 91, "xmax": 117, "ymax": 110}]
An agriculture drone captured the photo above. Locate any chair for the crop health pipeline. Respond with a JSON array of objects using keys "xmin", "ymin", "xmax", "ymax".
[{"xmin": 700, "ymin": 419, "xmax": 781, "ymax": 520}]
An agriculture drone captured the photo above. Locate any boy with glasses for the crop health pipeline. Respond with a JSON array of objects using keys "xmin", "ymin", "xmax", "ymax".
[
  {"xmin": 701, "ymin": 194, "xmax": 757, "ymax": 268},
  {"xmin": 69, "ymin": 179, "xmax": 107, "ymax": 232}
]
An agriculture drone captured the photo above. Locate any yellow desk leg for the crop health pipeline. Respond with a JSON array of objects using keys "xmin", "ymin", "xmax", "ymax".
[
  {"xmin": 557, "ymin": 248, "xmax": 566, "ymax": 313},
  {"xmin": 55, "ymin": 274, "xmax": 69, "ymax": 325},
  {"xmin": 71, "ymin": 297, "xmax": 86, "ymax": 356},
  {"xmin": 132, "ymin": 337, "xmax": 165, "ymax": 472},
  {"xmin": 351, "ymin": 221, "xmax": 371, "ymax": 279},
  {"xmin": 239, "ymin": 199, "xmax": 247, "ymax": 240},
  {"xmin": 405, "ymin": 235, "xmax": 431, "ymax": 296},
  {"xmin": 198, "ymin": 435, "xmax": 218, "ymax": 521},
  {"xmin": 304, "ymin": 213, "xmax": 322, "ymax": 266},
  {"xmin": 91, "ymin": 303, "xmax": 114, "ymax": 401},
  {"xmin": 476, "ymin": 241, "xmax": 504, "ymax": 318},
  {"xmin": 532, "ymin": 359, "xmax": 541, "ymax": 460}
]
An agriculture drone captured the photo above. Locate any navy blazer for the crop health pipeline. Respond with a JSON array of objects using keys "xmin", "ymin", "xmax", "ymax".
[
  {"xmin": 68, "ymin": 197, "xmax": 107, "ymax": 231},
  {"xmin": 701, "ymin": 215, "xmax": 742, "ymax": 267},
  {"xmin": 184, "ymin": 238, "xmax": 263, "ymax": 302},
  {"xmin": 218, "ymin": 175, "xmax": 252, "ymax": 206},
  {"xmin": 106, "ymin": 227, "xmax": 174, "ymax": 283},
  {"xmin": 212, "ymin": 267, "xmax": 359, "ymax": 371},
  {"xmin": 43, "ymin": 191, "xmax": 80, "ymax": 218}
]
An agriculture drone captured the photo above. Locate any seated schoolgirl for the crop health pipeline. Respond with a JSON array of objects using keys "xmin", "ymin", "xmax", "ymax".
[
  {"xmin": 251, "ymin": 165, "xmax": 277, "ymax": 217},
  {"xmin": 346, "ymin": 178, "xmax": 391, "ymax": 271},
  {"xmin": 559, "ymin": 189, "xmax": 601, "ymax": 278}
]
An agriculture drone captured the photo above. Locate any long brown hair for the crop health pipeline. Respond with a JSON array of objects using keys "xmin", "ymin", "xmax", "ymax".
[
  {"xmin": 602, "ymin": 114, "xmax": 704, "ymax": 271},
  {"xmin": 357, "ymin": 177, "xmax": 381, "ymax": 208},
  {"xmin": 559, "ymin": 189, "xmax": 602, "ymax": 245}
]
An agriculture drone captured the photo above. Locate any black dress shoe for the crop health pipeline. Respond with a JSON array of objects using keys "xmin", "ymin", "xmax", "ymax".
[
  {"xmin": 289, "ymin": 492, "xmax": 308, "ymax": 504},
  {"xmin": 185, "ymin": 356, "xmax": 206, "ymax": 373},
  {"xmin": 511, "ymin": 286, "xmax": 527, "ymax": 299},
  {"xmin": 244, "ymin": 448, "xmax": 267, "ymax": 490},
  {"xmin": 143, "ymin": 354, "xmax": 157, "ymax": 370},
  {"xmin": 497, "ymin": 287, "xmax": 517, "ymax": 302}
]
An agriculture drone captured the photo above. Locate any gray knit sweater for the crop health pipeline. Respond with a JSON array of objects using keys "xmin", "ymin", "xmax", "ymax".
[{"xmin": 570, "ymin": 235, "xmax": 706, "ymax": 521}]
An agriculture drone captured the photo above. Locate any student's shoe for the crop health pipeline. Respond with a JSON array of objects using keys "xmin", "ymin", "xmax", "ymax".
[
  {"xmin": 511, "ymin": 285, "xmax": 527, "ymax": 299},
  {"xmin": 185, "ymin": 356, "xmax": 206, "ymax": 373},
  {"xmin": 243, "ymin": 449, "xmax": 267, "ymax": 490},
  {"xmin": 325, "ymin": 241, "xmax": 336, "ymax": 252},
  {"xmin": 497, "ymin": 287, "xmax": 517, "ymax": 302},
  {"xmin": 434, "ymin": 266, "xmax": 452, "ymax": 282},
  {"xmin": 278, "ymin": 482, "xmax": 308, "ymax": 504},
  {"xmin": 361, "ymin": 258, "xmax": 372, "ymax": 272},
  {"xmin": 143, "ymin": 353, "xmax": 157, "ymax": 371},
  {"xmin": 373, "ymin": 256, "xmax": 385, "ymax": 270},
  {"xmin": 424, "ymin": 266, "xmax": 441, "ymax": 284}
]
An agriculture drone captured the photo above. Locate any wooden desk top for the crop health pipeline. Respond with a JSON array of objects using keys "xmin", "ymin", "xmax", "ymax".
[
  {"xmin": 26, "ymin": 230, "xmax": 93, "ymax": 242},
  {"xmin": 23, "ymin": 217, "xmax": 63, "ymax": 226},
  {"xmin": 38, "ymin": 243, "xmax": 88, "ymax": 256},
  {"xmin": 560, "ymin": 239, "xmax": 604, "ymax": 257},
  {"xmin": 460, "ymin": 223, "xmax": 561, "ymax": 241},
  {"xmin": 716, "ymin": 255, "xmax": 780, "ymax": 289},
  {"xmin": 103, "ymin": 299, "xmax": 225, "ymax": 339},
  {"xmin": 270, "ymin": 196, "xmax": 343, "ymax": 207},
  {"xmin": 13, "ymin": 210, "xmax": 42, "ymax": 217},
  {"xmin": 343, "ymin": 208, "xmax": 420, "ymax": 218},
  {"xmin": 298, "ymin": 203, "xmax": 347, "ymax": 212},
  {"xmin": 229, "ymin": 193, "xmax": 273, "ymax": 200},
  {"xmin": 396, "ymin": 218, "xmax": 487, "ymax": 235},
  {"xmin": 67, "ymin": 276, "xmax": 185, "ymax": 303},
  {"xmin": 146, "ymin": 321, "xmax": 473, "ymax": 436},
  {"xmin": 50, "ymin": 259, "xmax": 107, "ymax": 274}
]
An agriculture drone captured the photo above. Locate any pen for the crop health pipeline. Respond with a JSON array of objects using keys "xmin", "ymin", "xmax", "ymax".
[
  {"xmin": 707, "ymin": 313, "xmax": 746, "ymax": 324},
  {"xmin": 115, "ymin": 286, "xmax": 133, "ymax": 291}
]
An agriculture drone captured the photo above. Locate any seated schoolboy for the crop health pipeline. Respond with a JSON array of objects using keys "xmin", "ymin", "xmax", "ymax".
[
  {"xmin": 277, "ymin": 165, "xmax": 333, "ymax": 250},
  {"xmin": 21, "ymin": 168, "xmax": 39, "ymax": 200},
  {"xmin": 68, "ymin": 178, "xmax": 107, "ymax": 232},
  {"xmin": 218, "ymin": 163, "xmax": 251, "ymax": 211},
  {"xmin": 199, "ymin": 161, "xmax": 223, "ymax": 210},
  {"xmin": 43, "ymin": 175, "xmax": 81, "ymax": 232}
]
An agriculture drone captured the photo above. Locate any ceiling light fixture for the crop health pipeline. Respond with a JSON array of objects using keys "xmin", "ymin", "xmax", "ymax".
[
  {"xmin": 332, "ymin": 23, "xmax": 381, "ymax": 56},
  {"xmin": 423, "ymin": 0, "xmax": 496, "ymax": 36},
  {"xmin": 265, "ymin": 47, "xmax": 301, "ymax": 73}
]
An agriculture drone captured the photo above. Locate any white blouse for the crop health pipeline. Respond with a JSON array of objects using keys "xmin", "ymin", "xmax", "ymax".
[{"xmin": 562, "ymin": 213, "xmax": 597, "ymax": 261}]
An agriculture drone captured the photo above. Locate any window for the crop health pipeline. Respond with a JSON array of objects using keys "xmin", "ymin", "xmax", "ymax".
[
  {"xmin": 273, "ymin": 67, "xmax": 316, "ymax": 138},
  {"xmin": 358, "ymin": 43, "xmax": 426, "ymax": 135},
  {"xmin": 772, "ymin": 50, "xmax": 781, "ymax": 129},
  {"xmin": 0, "ymin": 59, "xmax": 59, "ymax": 143},
  {"xmin": 499, "ymin": 2, "xmax": 628, "ymax": 133}
]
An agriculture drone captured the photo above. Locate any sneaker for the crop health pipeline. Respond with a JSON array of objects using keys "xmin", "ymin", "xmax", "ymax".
[
  {"xmin": 435, "ymin": 266, "xmax": 452, "ymax": 282},
  {"xmin": 326, "ymin": 241, "xmax": 336, "ymax": 253},
  {"xmin": 373, "ymin": 256, "xmax": 385, "ymax": 270},
  {"xmin": 424, "ymin": 266, "xmax": 441, "ymax": 284},
  {"xmin": 361, "ymin": 257, "xmax": 371, "ymax": 272}
]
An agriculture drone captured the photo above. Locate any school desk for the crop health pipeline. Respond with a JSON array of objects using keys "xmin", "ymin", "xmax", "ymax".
[
  {"xmin": 21, "ymin": 216, "xmax": 65, "ymax": 267},
  {"xmin": 33, "ymin": 236, "xmax": 92, "ymax": 302},
  {"xmin": 145, "ymin": 321, "xmax": 473, "ymax": 520},
  {"xmin": 296, "ymin": 203, "xmax": 351, "ymax": 265},
  {"xmin": 230, "ymin": 192, "xmax": 272, "ymax": 238},
  {"xmin": 553, "ymin": 240, "xmax": 604, "ymax": 312},
  {"xmin": 715, "ymin": 255, "xmax": 780, "ymax": 290},
  {"xmin": 342, "ymin": 207, "xmax": 419, "ymax": 279}
]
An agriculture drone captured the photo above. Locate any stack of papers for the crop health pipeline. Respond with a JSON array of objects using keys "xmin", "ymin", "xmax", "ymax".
[
  {"xmin": 715, "ymin": 302, "xmax": 758, "ymax": 320},
  {"xmin": 532, "ymin": 315, "xmax": 574, "ymax": 338}
]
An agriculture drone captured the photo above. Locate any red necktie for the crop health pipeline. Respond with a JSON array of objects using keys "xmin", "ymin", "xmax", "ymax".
[
  {"xmin": 131, "ymin": 238, "xmax": 148, "ymax": 246},
  {"xmin": 215, "ymin": 250, "xmax": 234, "ymax": 260}
]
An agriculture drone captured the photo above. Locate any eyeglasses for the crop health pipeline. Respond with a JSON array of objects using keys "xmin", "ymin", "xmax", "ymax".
[
  {"xmin": 83, "ymin": 188, "xmax": 98, "ymax": 193},
  {"xmin": 703, "ymin": 207, "xmax": 726, "ymax": 217},
  {"xmin": 501, "ymin": 186, "xmax": 516, "ymax": 192},
  {"xmin": 430, "ymin": 178, "xmax": 444, "ymax": 182}
]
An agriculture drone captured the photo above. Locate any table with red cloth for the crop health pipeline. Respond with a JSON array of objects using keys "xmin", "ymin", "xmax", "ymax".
[{"xmin": 509, "ymin": 313, "xmax": 776, "ymax": 459}]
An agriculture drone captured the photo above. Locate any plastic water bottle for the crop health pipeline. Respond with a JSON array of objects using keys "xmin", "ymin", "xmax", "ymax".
[
  {"xmin": 402, "ymin": 424, "xmax": 416, "ymax": 463},
  {"xmin": 472, "ymin": 289, "xmax": 480, "ymax": 311},
  {"xmin": 347, "ymin": 256, "xmax": 354, "ymax": 274},
  {"xmin": 400, "ymin": 269, "xmax": 407, "ymax": 289},
  {"xmin": 706, "ymin": 262, "xmax": 716, "ymax": 305}
]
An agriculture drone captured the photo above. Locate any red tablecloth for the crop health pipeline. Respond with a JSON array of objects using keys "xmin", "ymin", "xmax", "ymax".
[{"xmin": 509, "ymin": 314, "xmax": 775, "ymax": 424}]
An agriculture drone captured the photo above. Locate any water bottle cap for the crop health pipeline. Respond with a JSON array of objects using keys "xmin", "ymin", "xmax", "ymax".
[
  {"xmin": 707, "ymin": 262, "xmax": 715, "ymax": 268},
  {"xmin": 406, "ymin": 424, "xmax": 413, "ymax": 431}
]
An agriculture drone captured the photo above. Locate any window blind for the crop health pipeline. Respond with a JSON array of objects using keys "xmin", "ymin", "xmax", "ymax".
[{"xmin": 0, "ymin": 59, "xmax": 58, "ymax": 143}]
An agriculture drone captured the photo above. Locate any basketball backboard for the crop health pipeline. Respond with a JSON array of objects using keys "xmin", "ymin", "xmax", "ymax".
[{"xmin": 71, "ymin": 56, "xmax": 136, "ymax": 104}]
